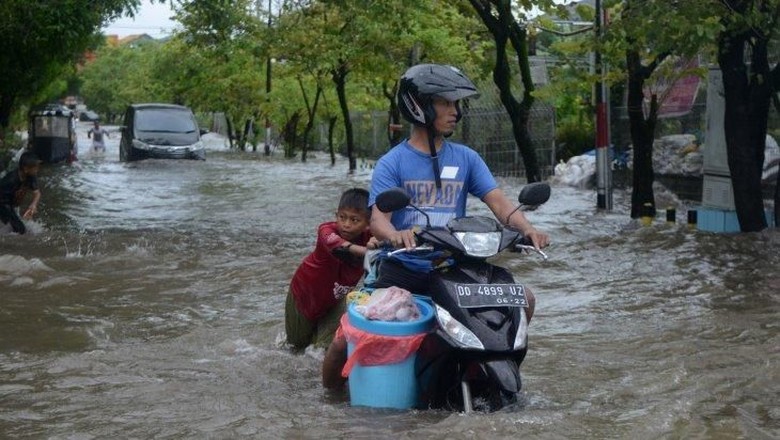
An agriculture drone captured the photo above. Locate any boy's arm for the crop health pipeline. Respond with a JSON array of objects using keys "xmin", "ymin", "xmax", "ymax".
[
  {"xmin": 341, "ymin": 236, "xmax": 379, "ymax": 258},
  {"xmin": 23, "ymin": 189, "xmax": 41, "ymax": 219}
]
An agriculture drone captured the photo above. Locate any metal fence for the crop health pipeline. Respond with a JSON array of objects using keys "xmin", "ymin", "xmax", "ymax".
[
  {"xmin": 338, "ymin": 83, "xmax": 557, "ymax": 180},
  {"xmin": 610, "ymin": 102, "xmax": 708, "ymax": 153}
]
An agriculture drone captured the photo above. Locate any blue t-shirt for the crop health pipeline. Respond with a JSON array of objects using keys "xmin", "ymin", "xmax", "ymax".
[{"xmin": 369, "ymin": 140, "xmax": 497, "ymax": 230}]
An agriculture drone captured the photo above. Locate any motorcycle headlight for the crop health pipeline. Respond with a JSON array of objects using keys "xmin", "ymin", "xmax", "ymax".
[
  {"xmin": 513, "ymin": 308, "xmax": 528, "ymax": 350},
  {"xmin": 453, "ymin": 231, "xmax": 501, "ymax": 257},
  {"xmin": 435, "ymin": 304, "xmax": 484, "ymax": 350}
]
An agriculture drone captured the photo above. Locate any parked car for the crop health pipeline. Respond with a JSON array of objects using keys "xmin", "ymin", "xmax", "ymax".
[
  {"xmin": 27, "ymin": 104, "xmax": 77, "ymax": 163},
  {"xmin": 119, "ymin": 103, "xmax": 206, "ymax": 161}
]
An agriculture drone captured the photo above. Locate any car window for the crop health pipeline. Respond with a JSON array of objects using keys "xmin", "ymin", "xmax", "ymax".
[
  {"xmin": 34, "ymin": 116, "xmax": 69, "ymax": 137},
  {"xmin": 135, "ymin": 108, "xmax": 197, "ymax": 133}
]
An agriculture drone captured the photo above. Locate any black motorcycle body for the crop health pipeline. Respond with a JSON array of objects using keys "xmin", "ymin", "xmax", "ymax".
[{"xmin": 374, "ymin": 182, "xmax": 550, "ymax": 412}]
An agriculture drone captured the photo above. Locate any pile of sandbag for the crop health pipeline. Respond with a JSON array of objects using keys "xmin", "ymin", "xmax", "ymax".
[
  {"xmin": 621, "ymin": 134, "xmax": 702, "ymax": 176},
  {"xmin": 550, "ymin": 154, "xmax": 596, "ymax": 188},
  {"xmin": 552, "ymin": 133, "xmax": 779, "ymax": 188},
  {"xmin": 652, "ymin": 134, "xmax": 703, "ymax": 176}
]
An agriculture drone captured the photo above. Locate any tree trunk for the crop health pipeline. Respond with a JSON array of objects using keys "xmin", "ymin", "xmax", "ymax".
[
  {"xmin": 328, "ymin": 116, "xmax": 338, "ymax": 166},
  {"xmin": 282, "ymin": 111, "xmax": 301, "ymax": 158},
  {"xmin": 626, "ymin": 50, "xmax": 658, "ymax": 219},
  {"xmin": 242, "ymin": 118, "xmax": 253, "ymax": 152},
  {"xmin": 771, "ymin": 23, "xmax": 780, "ymax": 227},
  {"xmin": 717, "ymin": 31, "xmax": 770, "ymax": 231},
  {"xmin": 225, "ymin": 116, "xmax": 235, "ymax": 150},
  {"xmin": 333, "ymin": 63, "xmax": 355, "ymax": 172},
  {"xmin": 383, "ymin": 80, "xmax": 402, "ymax": 147},
  {"xmin": 776, "ymin": 171, "xmax": 779, "ymax": 228},
  {"xmin": 507, "ymin": 15, "xmax": 541, "ymax": 182},
  {"xmin": 469, "ymin": 0, "xmax": 540, "ymax": 181},
  {"xmin": 0, "ymin": 94, "xmax": 15, "ymax": 136},
  {"xmin": 300, "ymin": 81, "xmax": 322, "ymax": 163}
]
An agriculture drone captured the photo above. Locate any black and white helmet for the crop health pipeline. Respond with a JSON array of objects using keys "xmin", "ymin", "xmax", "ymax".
[{"xmin": 397, "ymin": 64, "xmax": 479, "ymax": 128}]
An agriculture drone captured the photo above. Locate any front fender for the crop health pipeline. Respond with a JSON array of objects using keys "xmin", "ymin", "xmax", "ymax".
[{"xmin": 483, "ymin": 360, "xmax": 521, "ymax": 393}]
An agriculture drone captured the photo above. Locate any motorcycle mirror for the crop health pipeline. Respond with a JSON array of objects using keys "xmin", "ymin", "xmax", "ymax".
[
  {"xmin": 517, "ymin": 182, "xmax": 551, "ymax": 207},
  {"xmin": 375, "ymin": 188, "xmax": 410, "ymax": 213}
]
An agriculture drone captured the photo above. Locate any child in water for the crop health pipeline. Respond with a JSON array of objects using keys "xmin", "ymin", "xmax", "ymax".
[
  {"xmin": 87, "ymin": 121, "xmax": 109, "ymax": 152},
  {"xmin": 0, "ymin": 152, "xmax": 42, "ymax": 234},
  {"xmin": 285, "ymin": 188, "xmax": 377, "ymax": 350}
]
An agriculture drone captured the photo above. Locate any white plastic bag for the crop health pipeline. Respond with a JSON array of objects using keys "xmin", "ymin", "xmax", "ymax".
[{"xmin": 355, "ymin": 286, "xmax": 421, "ymax": 322}]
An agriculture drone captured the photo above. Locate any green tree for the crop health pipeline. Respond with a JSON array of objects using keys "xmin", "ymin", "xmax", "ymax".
[
  {"xmin": 173, "ymin": 0, "xmax": 266, "ymax": 151},
  {"xmin": 80, "ymin": 40, "xmax": 171, "ymax": 121},
  {"xmin": 0, "ymin": 0, "xmax": 145, "ymax": 137},
  {"xmin": 277, "ymin": 0, "xmax": 477, "ymax": 171},
  {"xmin": 531, "ymin": 21, "xmax": 595, "ymax": 162},
  {"xmin": 468, "ymin": 0, "xmax": 566, "ymax": 182},
  {"xmin": 715, "ymin": 0, "xmax": 780, "ymax": 230},
  {"xmin": 606, "ymin": 0, "xmax": 717, "ymax": 219}
]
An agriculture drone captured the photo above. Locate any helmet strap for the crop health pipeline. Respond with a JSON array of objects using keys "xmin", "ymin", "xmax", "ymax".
[{"xmin": 427, "ymin": 126, "xmax": 442, "ymax": 189}]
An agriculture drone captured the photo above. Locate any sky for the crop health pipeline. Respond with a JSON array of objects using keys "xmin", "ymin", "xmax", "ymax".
[
  {"xmin": 102, "ymin": 0, "xmax": 177, "ymax": 38},
  {"xmin": 101, "ymin": 0, "xmax": 573, "ymax": 39}
]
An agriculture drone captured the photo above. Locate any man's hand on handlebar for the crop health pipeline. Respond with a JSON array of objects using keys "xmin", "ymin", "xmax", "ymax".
[
  {"xmin": 386, "ymin": 229, "xmax": 417, "ymax": 250},
  {"xmin": 524, "ymin": 227, "xmax": 550, "ymax": 250}
]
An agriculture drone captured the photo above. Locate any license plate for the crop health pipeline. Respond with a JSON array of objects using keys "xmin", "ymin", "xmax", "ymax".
[{"xmin": 454, "ymin": 283, "xmax": 528, "ymax": 308}]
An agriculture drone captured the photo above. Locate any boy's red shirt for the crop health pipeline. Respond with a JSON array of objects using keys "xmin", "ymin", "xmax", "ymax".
[{"xmin": 290, "ymin": 221, "xmax": 370, "ymax": 321}]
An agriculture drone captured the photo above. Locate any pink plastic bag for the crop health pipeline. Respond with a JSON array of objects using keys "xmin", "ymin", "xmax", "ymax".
[
  {"xmin": 354, "ymin": 286, "xmax": 420, "ymax": 321},
  {"xmin": 337, "ymin": 314, "xmax": 427, "ymax": 377}
]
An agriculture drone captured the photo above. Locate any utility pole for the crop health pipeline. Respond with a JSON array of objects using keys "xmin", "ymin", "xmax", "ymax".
[
  {"xmin": 594, "ymin": 0, "xmax": 612, "ymax": 210},
  {"xmin": 264, "ymin": 0, "xmax": 272, "ymax": 156}
]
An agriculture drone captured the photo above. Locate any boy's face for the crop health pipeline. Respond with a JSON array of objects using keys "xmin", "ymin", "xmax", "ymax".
[{"xmin": 335, "ymin": 208, "xmax": 370, "ymax": 241}]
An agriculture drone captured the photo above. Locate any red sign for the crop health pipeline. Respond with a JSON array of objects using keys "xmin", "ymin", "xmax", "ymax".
[{"xmin": 643, "ymin": 57, "xmax": 700, "ymax": 118}]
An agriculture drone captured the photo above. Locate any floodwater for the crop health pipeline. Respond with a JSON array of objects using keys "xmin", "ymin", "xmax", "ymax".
[{"xmin": 1, "ymin": 123, "xmax": 778, "ymax": 439}]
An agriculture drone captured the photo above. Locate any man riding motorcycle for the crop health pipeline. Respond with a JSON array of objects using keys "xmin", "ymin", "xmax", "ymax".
[{"xmin": 321, "ymin": 63, "xmax": 549, "ymax": 390}]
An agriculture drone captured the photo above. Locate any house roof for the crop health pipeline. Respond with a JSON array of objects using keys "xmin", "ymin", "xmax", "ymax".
[{"xmin": 118, "ymin": 34, "xmax": 155, "ymax": 45}]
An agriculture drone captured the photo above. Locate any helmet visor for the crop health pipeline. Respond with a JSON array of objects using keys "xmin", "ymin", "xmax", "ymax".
[{"xmin": 435, "ymin": 88, "xmax": 479, "ymax": 102}]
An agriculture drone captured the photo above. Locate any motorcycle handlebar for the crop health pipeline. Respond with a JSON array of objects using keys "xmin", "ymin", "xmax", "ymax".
[
  {"xmin": 517, "ymin": 235, "xmax": 534, "ymax": 247},
  {"xmin": 513, "ymin": 238, "xmax": 549, "ymax": 260},
  {"xmin": 374, "ymin": 240, "xmax": 393, "ymax": 249}
]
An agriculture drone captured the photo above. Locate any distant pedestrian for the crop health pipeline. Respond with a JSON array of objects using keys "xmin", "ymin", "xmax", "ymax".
[
  {"xmin": 0, "ymin": 152, "xmax": 42, "ymax": 234},
  {"xmin": 88, "ymin": 121, "xmax": 109, "ymax": 152}
]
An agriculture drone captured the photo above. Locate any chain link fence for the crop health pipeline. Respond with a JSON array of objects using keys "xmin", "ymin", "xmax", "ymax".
[
  {"xmin": 610, "ymin": 102, "xmax": 708, "ymax": 153},
  {"xmin": 336, "ymin": 82, "xmax": 556, "ymax": 180}
]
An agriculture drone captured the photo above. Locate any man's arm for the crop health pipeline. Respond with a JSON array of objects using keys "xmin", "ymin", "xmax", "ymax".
[{"xmin": 482, "ymin": 188, "xmax": 549, "ymax": 249}]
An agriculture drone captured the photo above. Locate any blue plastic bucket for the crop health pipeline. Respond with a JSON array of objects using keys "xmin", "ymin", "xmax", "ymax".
[{"xmin": 346, "ymin": 298, "xmax": 435, "ymax": 409}]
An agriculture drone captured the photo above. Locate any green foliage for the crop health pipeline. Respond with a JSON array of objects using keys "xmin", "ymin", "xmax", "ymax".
[
  {"xmin": 0, "ymin": 0, "xmax": 144, "ymax": 132},
  {"xmin": 556, "ymin": 117, "xmax": 594, "ymax": 161},
  {"xmin": 269, "ymin": 0, "xmax": 482, "ymax": 160},
  {"xmin": 0, "ymin": 132, "xmax": 25, "ymax": 172},
  {"xmin": 21, "ymin": 0, "xmax": 773, "ymax": 170},
  {"xmin": 175, "ymin": 0, "xmax": 261, "ymax": 48},
  {"xmin": 79, "ymin": 40, "xmax": 168, "ymax": 120}
]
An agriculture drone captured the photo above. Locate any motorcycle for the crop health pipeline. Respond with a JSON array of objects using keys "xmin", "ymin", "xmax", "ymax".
[{"xmin": 372, "ymin": 182, "xmax": 550, "ymax": 412}]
